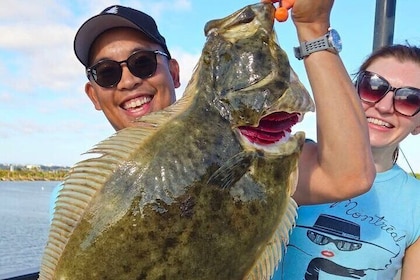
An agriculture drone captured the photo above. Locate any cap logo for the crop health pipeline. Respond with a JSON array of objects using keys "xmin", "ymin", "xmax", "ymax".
[{"xmin": 104, "ymin": 6, "xmax": 119, "ymax": 14}]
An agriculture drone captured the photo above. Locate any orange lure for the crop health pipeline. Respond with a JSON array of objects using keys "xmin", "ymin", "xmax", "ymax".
[{"xmin": 263, "ymin": 0, "xmax": 295, "ymax": 22}]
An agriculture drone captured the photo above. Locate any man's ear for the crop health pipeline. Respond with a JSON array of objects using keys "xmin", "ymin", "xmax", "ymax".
[
  {"xmin": 169, "ymin": 59, "xmax": 181, "ymax": 89},
  {"xmin": 85, "ymin": 82, "xmax": 102, "ymax": 111}
]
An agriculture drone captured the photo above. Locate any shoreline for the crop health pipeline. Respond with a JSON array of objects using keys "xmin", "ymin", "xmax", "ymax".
[
  {"xmin": 0, "ymin": 178, "xmax": 64, "ymax": 181},
  {"xmin": 0, "ymin": 170, "xmax": 67, "ymax": 182}
]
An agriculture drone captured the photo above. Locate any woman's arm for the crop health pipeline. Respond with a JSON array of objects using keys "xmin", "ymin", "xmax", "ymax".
[
  {"xmin": 289, "ymin": 0, "xmax": 375, "ymax": 204},
  {"xmin": 401, "ymin": 238, "xmax": 420, "ymax": 279}
]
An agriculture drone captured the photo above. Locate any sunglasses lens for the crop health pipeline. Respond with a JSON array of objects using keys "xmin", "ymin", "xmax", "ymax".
[
  {"xmin": 336, "ymin": 240, "xmax": 362, "ymax": 251},
  {"xmin": 127, "ymin": 52, "xmax": 157, "ymax": 79},
  {"xmin": 91, "ymin": 61, "xmax": 122, "ymax": 88},
  {"xmin": 307, "ymin": 230, "xmax": 329, "ymax": 245},
  {"xmin": 394, "ymin": 88, "xmax": 420, "ymax": 116},
  {"xmin": 358, "ymin": 73, "xmax": 389, "ymax": 103}
]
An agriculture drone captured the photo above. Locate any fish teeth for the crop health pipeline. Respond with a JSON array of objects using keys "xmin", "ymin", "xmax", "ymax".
[{"xmin": 367, "ymin": 117, "xmax": 392, "ymax": 128}]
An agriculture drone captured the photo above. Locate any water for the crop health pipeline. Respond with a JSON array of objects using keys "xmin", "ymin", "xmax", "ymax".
[{"xmin": 0, "ymin": 181, "xmax": 58, "ymax": 276}]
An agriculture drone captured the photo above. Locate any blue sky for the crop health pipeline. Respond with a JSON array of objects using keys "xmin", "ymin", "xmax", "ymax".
[{"xmin": 1, "ymin": 0, "xmax": 419, "ymax": 173}]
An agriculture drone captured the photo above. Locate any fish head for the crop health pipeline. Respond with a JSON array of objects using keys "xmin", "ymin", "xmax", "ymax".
[{"xmin": 203, "ymin": 2, "xmax": 314, "ymax": 151}]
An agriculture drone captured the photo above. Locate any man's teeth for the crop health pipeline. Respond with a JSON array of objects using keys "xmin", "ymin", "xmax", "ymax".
[
  {"xmin": 123, "ymin": 96, "xmax": 152, "ymax": 109},
  {"xmin": 367, "ymin": 117, "xmax": 392, "ymax": 128}
]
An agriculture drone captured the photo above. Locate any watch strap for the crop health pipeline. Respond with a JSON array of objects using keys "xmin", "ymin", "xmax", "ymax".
[
  {"xmin": 295, "ymin": 36, "xmax": 329, "ymax": 59},
  {"xmin": 294, "ymin": 29, "xmax": 340, "ymax": 60}
]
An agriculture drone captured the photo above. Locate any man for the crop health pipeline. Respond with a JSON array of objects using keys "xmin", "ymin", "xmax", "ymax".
[
  {"xmin": 49, "ymin": 5, "xmax": 181, "ymax": 218},
  {"xmin": 74, "ymin": 5, "xmax": 180, "ymax": 131}
]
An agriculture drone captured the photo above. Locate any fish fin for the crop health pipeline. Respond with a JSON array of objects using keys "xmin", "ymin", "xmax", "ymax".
[
  {"xmin": 244, "ymin": 197, "xmax": 298, "ymax": 280},
  {"xmin": 39, "ymin": 98, "xmax": 196, "ymax": 278},
  {"xmin": 289, "ymin": 68, "xmax": 315, "ymax": 113},
  {"xmin": 207, "ymin": 151, "xmax": 256, "ymax": 189},
  {"xmin": 40, "ymin": 126, "xmax": 158, "ymax": 278},
  {"xmin": 39, "ymin": 75, "xmax": 200, "ymax": 278}
]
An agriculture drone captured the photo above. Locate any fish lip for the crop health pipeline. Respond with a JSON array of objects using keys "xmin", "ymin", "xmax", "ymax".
[{"xmin": 238, "ymin": 112, "xmax": 301, "ymax": 145}]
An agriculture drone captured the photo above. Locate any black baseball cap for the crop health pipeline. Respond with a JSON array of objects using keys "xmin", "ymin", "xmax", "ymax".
[{"xmin": 74, "ymin": 5, "xmax": 171, "ymax": 67}]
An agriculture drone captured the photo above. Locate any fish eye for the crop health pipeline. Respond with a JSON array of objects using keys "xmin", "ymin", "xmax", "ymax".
[{"xmin": 236, "ymin": 8, "xmax": 255, "ymax": 25}]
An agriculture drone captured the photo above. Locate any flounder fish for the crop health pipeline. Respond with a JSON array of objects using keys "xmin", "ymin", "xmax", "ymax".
[{"xmin": 39, "ymin": 2, "xmax": 314, "ymax": 280}]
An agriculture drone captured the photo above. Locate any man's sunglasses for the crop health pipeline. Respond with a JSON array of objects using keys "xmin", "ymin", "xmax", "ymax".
[
  {"xmin": 86, "ymin": 50, "xmax": 169, "ymax": 88},
  {"xmin": 356, "ymin": 70, "xmax": 420, "ymax": 117}
]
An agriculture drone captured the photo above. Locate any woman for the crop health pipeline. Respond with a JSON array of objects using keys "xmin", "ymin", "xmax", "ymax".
[{"xmin": 275, "ymin": 44, "xmax": 420, "ymax": 279}]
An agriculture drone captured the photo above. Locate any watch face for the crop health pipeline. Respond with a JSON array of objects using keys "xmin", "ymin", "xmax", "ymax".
[{"xmin": 329, "ymin": 29, "xmax": 342, "ymax": 52}]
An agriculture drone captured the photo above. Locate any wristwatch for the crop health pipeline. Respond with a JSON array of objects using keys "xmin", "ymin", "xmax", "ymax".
[{"xmin": 294, "ymin": 28, "xmax": 342, "ymax": 60}]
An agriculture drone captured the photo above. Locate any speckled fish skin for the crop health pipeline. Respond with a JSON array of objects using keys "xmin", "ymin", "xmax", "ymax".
[{"xmin": 39, "ymin": 3, "xmax": 314, "ymax": 280}]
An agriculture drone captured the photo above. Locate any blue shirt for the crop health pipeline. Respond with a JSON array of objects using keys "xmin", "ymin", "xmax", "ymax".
[{"xmin": 273, "ymin": 164, "xmax": 420, "ymax": 279}]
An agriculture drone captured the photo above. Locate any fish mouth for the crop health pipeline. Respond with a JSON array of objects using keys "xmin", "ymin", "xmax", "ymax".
[{"xmin": 238, "ymin": 112, "xmax": 300, "ymax": 145}]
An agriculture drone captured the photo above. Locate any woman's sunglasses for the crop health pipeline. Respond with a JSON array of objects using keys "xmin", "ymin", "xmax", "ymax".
[
  {"xmin": 86, "ymin": 50, "xmax": 169, "ymax": 88},
  {"xmin": 356, "ymin": 70, "xmax": 420, "ymax": 117}
]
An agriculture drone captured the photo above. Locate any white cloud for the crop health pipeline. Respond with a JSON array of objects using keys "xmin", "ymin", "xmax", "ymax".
[
  {"xmin": 0, "ymin": 0, "xmax": 69, "ymax": 22},
  {"xmin": 170, "ymin": 48, "xmax": 200, "ymax": 99},
  {"xmin": 0, "ymin": 25, "xmax": 74, "ymax": 49}
]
